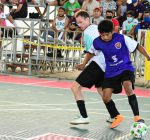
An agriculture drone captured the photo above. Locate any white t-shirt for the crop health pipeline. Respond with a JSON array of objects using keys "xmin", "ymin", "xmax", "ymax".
[
  {"xmin": 91, "ymin": 16, "xmax": 104, "ymax": 25},
  {"xmin": 84, "ymin": 24, "xmax": 106, "ymax": 71},
  {"xmin": 56, "ymin": 16, "xmax": 66, "ymax": 31}
]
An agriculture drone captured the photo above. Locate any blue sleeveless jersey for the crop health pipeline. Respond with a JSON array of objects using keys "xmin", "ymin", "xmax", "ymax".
[{"xmin": 93, "ymin": 33, "xmax": 135, "ymax": 78}]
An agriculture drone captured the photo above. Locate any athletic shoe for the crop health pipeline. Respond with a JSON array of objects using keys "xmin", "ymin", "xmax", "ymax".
[
  {"xmin": 106, "ymin": 117, "xmax": 115, "ymax": 123},
  {"xmin": 110, "ymin": 115, "xmax": 124, "ymax": 129},
  {"xmin": 134, "ymin": 116, "xmax": 142, "ymax": 122},
  {"xmin": 70, "ymin": 116, "xmax": 90, "ymax": 125}
]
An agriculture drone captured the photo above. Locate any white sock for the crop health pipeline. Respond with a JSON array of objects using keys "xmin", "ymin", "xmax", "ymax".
[{"xmin": 12, "ymin": 21, "xmax": 21, "ymax": 33}]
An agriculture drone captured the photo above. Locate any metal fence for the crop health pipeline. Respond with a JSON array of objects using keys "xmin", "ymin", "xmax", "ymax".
[
  {"xmin": 0, "ymin": 26, "xmax": 83, "ymax": 75},
  {"xmin": 0, "ymin": 26, "xmax": 149, "ymax": 84}
]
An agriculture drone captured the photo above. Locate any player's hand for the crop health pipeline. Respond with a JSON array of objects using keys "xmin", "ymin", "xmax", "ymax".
[
  {"xmin": 147, "ymin": 56, "xmax": 150, "ymax": 61},
  {"xmin": 75, "ymin": 63, "xmax": 85, "ymax": 71}
]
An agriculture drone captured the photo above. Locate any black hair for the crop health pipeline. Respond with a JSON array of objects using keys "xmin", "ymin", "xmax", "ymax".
[
  {"xmin": 58, "ymin": 7, "xmax": 66, "ymax": 12},
  {"xmin": 98, "ymin": 20, "xmax": 114, "ymax": 33},
  {"xmin": 75, "ymin": 10, "xmax": 90, "ymax": 19},
  {"xmin": 106, "ymin": 10, "xmax": 114, "ymax": 15},
  {"xmin": 126, "ymin": 10, "xmax": 135, "ymax": 17}
]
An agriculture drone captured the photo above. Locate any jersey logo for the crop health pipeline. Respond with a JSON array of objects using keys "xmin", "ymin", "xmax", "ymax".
[{"xmin": 115, "ymin": 42, "xmax": 122, "ymax": 49}]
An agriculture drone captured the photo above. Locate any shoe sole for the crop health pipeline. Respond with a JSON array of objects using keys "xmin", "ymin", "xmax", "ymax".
[{"xmin": 70, "ymin": 122, "xmax": 89, "ymax": 125}]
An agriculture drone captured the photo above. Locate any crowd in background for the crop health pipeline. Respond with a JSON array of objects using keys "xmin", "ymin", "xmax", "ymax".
[{"xmin": 0, "ymin": 0, "xmax": 150, "ymax": 43}]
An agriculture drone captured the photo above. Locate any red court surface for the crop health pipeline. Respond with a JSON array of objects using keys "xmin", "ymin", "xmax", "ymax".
[
  {"xmin": 0, "ymin": 74, "xmax": 150, "ymax": 97},
  {"xmin": 28, "ymin": 133, "xmax": 91, "ymax": 140}
]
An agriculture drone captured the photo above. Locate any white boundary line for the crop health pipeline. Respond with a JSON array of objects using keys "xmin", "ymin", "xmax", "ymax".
[
  {"xmin": 26, "ymin": 132, "xmax": 95, "ymax": 140},
  {"xmin": 0, "ymin": 97, "xmax": 128, "ymax": 106},
  {"xmin": 144, "ymin": 104, "xmax": 150, "ymax": 107},
  {"xmin": 23, "ymin": 80, "xmax": 57, "ymax": 85},
  {"xmin": 0, "ymin": 108, "xmax": 150, "ymax": 120},
  {"xmin": 0, "ymin": 80, "xmax": 57, "ymax": 86}
]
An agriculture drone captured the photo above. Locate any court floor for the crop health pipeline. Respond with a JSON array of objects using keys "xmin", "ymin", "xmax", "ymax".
[{"xmin": 0, "ymin": 74, "xmax": 149, "ymax": 140}]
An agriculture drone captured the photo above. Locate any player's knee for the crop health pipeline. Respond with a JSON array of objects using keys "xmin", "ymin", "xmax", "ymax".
[
  {"xmin": 71, "ymin": 82, "xmax": 80, "ymax": 93},
  {"xmin": 123, "ymin": 81, "xmax": 133, "ymax": 95},
  {"xmin": 71, "ymin": 83, "xmax": 76, "ymax": 92},
  {"xmin": 123, "ymin": 81, "xmax": 132, "ymax": 88},
  {"xmin": 102, "ymin": 96, "xmax": 111, "ymax": 103}
]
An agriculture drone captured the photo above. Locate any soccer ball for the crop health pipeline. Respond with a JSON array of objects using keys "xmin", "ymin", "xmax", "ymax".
[{"xmin": 130, "ymin": 122, "xmax": 147, "ymax": 138}]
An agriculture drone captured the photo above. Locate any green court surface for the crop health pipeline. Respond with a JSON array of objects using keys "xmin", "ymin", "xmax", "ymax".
[{"xmin": 0, "ymin": 76, "xmax": 149, "ymax": 140}]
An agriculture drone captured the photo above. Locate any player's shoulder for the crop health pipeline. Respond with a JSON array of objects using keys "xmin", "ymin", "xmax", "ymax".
[
  {"xmin": 113, "ymin": 33, "xmax": 125, "ymax": 40},
  {"xmin": 86, "ymin": 24, "xmax": 98, "ymax": 31}
]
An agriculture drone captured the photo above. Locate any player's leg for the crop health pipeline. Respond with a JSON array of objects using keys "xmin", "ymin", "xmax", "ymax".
[
  {"xmin": 70, "ymin": 62, "xmax": 98, "ymax": 124},
  {"xmin": 102, "ymin": 77, "xmax": 124, "ymax": 128},
  {"xmin": 71, "ymin": 81, "xmax": 88, "ymax": 119},
  {"xmin": 122, "ymin": 70, "xmax": 142, "ymax": 122},
  {"xmin": 70, "ymin": 61, "xmax": 105, "ymax": 124},
  {"xmin": 91, "ymin": 63, "xmax": 118, "ymax": 123}
]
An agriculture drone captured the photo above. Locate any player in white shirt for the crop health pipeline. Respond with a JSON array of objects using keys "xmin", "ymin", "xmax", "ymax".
[{"xmin": 70, "ymin": 10, "xmax": 115, "ymax": 125}]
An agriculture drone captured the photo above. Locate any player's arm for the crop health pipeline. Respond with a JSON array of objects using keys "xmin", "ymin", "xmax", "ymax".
[
  {"xmin": 75, "ymin": 43, "xmax": 97, "ymax": 70},
  {"xmin": 75, "ymin": 52, "xmax": 94, "ymax": 70},
  {"xmin": 124, "ymin": 35, "xmax": 150, "ymax": 61},
  {"xmin": 137, "ymin": 45, "xmax": 150, "ymax": 61}
]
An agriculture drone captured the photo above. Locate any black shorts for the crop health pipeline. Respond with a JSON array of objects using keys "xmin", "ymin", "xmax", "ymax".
[
  {"xmin": 76, "ymin": 61, "xmax": 104, "ymax": 88},
  {"xmin": 10, "ymin": 3, "xmax": 27, "ymax": 19},
  {"xmin": 102, "ymin": 70, "xmax": 135, "ymax": 93}
]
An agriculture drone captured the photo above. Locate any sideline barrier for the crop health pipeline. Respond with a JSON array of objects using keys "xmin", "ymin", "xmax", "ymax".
[
  {"xmin": 136, "ymin": 29, "xmax": 150, "ymax": 86},
  {"xmin": 0, "ymin": 27, "xmax": 15, "ymax": 72},
  {"xmin": 0, "ymin": 26, "xmax": 83, "ymax": 75},
  {"xmin": 1, "ymin": 26, "xmax": 149, "ymax": 83}
]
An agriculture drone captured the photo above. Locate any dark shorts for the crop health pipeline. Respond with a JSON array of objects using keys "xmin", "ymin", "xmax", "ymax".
[
  {"xmin": 76, "ymin": 61, "xmax": 104, "ymax": 88},
  {"xmin": 10, "ymin": 3, "xmax": 27, "ymax": 19},
  {"xmin": 102, "ymin": 70, "xmax": 135, "ymax": 93},
  {"xmin": 10, "ymin": 11, "xmax": 27, "ymax": 19}
]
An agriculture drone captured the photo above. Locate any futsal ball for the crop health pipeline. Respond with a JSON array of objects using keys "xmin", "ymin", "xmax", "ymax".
[{"xmin": 130, "ymin": 122, "xmax": 147, "ymax": 138}]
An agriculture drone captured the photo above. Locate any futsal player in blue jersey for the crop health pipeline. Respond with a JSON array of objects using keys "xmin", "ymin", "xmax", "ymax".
[{"xmin": 89, "ymin": 20, "xmax": 150, "ymax": 128}]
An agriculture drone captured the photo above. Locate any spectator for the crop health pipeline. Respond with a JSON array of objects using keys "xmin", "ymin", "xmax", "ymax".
[
  {"xmin": 139, "ymin": 0, "xmax": 150, "ymax": 12},
  {"xmin": 122, "ymin": 10, "xmax": 138, "ymax": 37},
  {"xmin": 66, "ymin": 8, "xmax": 82, "ymax": 43},
  {"xmin": 46, "ymin": 0, "xmax": 62, "ymax": 6},
  {"xmin": 127, "ymin": 0, "xmax": 144, "ymax": 21},
  {"xmin": 82, "ymin": 0, "xmax": 100, "ymax": 17},
  {"xmin": 43, "ymin": 7, "xmax": 69, "ymax": 40},
  {"xmin": 91, "ymin": 7, "xmax": 104, "ymax": 25},
  {"xmin": 78, "ymin": 0, "xmax": 84, "ymax": 6},
  {"xmin": 63, "ymin": 0, "xmax": 81, "ymax": 18},
  {"xmin": 0, "ymin": 5, "xmax": 6, "ymax": 27},
  {"xmin": 105, "ymin": 10, "xmax": 120, "ymax": 33},
  {"xmin": 0, "ymin": 13, "xmax": 8, "ymax": 58},
  {"xmin": 28, "ymin": 0, "xmax": 48, "ymax": 17},
  {"xmin": 7, "ymin": 0, "xmax": 28, "ymax": 34},
  {"xmin": 135, "ymin": 11, "xmax": 150, "ymax": 36},
  {"xmin": 43, "ymin": 7, "xmax": 69, "ymax": 57},
  {"xmin": 100, "ymin": 0, "xmax": 116, "ymax": 17},
  {"xmin": 0, "ymin": 13, "xmax": 6, "ymax": 53},
  {"xmin": 116, "ymin": 0, "xmax": 129, "ymax": 27},
  {"xmin": 1, "ymin": 0, "xmax": 13, "ymax": 11},
  {"xmin": 0, "ymin": 12, "xmax": 16, "ymax": 38}
]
